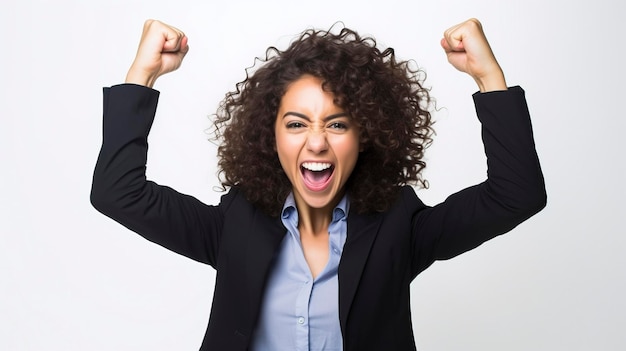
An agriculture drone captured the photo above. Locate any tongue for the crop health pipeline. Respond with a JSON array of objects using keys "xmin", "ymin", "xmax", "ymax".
[{"xmin": 302, "ymin": 168, "xmax": 332, "ymax": 188}]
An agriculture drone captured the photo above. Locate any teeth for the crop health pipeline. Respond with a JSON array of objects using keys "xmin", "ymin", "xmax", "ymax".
[{"xmin": 302, "ymin": 162, "xmax": 332, "ymax": 171}]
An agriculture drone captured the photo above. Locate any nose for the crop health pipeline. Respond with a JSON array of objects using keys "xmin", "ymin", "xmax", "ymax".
[{"xmin": 306, "ymin": 130, "xmax": 329, "ymax": 154}]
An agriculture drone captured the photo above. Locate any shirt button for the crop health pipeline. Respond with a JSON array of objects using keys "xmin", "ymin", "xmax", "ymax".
[{"xmin": 297, "ymin": 317, "xmax": 305, "ymax": 324}]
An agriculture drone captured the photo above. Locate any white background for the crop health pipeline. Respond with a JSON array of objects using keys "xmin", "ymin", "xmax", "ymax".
[{"xmin": 1, "ymin": 0, "xmax": 624, "ymax": 350}]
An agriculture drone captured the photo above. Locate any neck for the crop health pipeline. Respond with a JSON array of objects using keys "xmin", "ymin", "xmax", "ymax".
[
  {"xmin": 293, "ymin": 192, "xmax": 343, "ymax": 237},
  {"xmin": 297, "ymin": 205, "xmax": 333, "ymax": 236}
]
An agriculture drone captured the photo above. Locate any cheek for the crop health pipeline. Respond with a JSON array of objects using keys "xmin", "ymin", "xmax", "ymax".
[
  {"xmin": 334, "ymin": 136, "xmax": 360, "ymax": 168},
  {"xmin": 275, "ymin": 133, "xmax": 299, "ymax": 170},
  {"xmin": 275, "ymin": 147, "xmax": 292, "ymax": 182},
  {"xmin": 275, "ymin": 140, "xmax": 288, "ymax": 166}
]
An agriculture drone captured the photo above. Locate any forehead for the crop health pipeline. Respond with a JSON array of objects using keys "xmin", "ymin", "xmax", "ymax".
[
  {"xmin": 282, "ymin": 74, "xmax": 326, "ymax": 96},
  {"xmin": 279, "ymin": 75, "xmax": 342, "ymax": 113}
]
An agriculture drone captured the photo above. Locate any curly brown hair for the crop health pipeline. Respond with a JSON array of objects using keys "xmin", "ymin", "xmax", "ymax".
[{"xmin": 213, "ymin": 24, "xmax": 434, "ymax": 217}]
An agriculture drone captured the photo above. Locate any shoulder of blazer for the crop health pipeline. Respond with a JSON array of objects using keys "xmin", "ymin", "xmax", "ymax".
[
  {"xmin": 217, "ymin": 186, "xmax": 242, "ymax": 213},
  {"xmin": 216, "ymin": 185, "xmax": 285, "ymax": 259},
  {"xmin": 398, "ymin": 185, "xmax": 427, "ymax": 214}
]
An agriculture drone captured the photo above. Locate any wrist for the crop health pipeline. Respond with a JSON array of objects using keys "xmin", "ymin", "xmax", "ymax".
[
  {"xmin": 125, "ymin": 66, "xmax": 158, "ymax": 88},
  {"xmin": 474, "ymin": 67, "xmax": 507, "ymax": 92}
]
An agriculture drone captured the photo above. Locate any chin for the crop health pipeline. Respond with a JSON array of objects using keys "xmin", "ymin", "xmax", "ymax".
[{"xmin": 297, "ymin": 185, "xmax": 343, "ymax": 211}]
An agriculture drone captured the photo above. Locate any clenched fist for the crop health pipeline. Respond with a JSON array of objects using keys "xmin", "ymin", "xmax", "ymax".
[
  {"xmin": 125, "ymin": 19, "xmax": 189, "ymax": 88},
  {"xmin": 441, "ymin": 18, "xmax": 507, "ymax": 92}
]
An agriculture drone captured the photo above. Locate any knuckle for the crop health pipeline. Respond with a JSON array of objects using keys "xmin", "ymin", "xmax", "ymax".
[{"xmin": 468, "ymin": 18, "xmax": 482, "ymax": 29}]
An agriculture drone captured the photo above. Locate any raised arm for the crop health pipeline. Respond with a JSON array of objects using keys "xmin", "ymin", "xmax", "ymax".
[
  {"xmin": 410, "ymin": 19, "xmax": 547, "ymax": 276},
  {"xmin": 90, "ymin": 20, "xmax": 228, "ymax": 266}
]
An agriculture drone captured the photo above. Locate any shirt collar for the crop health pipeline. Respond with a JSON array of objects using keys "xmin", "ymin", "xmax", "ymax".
[{"xmin": 281, "ymin": 192, "xmax": 350, "ymax": 224}]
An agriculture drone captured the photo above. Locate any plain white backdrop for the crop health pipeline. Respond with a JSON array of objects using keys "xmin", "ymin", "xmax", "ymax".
[{"xmin": 1, "ymin": 0, "xmax": 624, "ymax": 350}]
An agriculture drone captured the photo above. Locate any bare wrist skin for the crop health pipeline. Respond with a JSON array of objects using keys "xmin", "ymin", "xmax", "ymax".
[
  {"xmin": 125, "ymin": 66, "xmax": 157, "ymax": 88},
  {"xmin": 475, "ymin": 69, "xmax": 507, "ymax": 92}
]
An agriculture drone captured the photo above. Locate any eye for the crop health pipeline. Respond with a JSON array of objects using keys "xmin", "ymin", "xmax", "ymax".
[
  {"xmin": 328, "ymin": 122, "xmax": 348, "ymax": 130},
  {"xmin": 286, "ymin": 121, "xmax": 305, "ymax": 129}
]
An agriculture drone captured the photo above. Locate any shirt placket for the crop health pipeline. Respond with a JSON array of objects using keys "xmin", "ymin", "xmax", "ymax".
[{"xmin": 294, "ymin": 271, "xmax": 313, "ymax": 350}]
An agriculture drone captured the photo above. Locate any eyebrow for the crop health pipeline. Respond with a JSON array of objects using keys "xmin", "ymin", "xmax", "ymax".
[{"xmin": 282, "ymin": 111, "xmax": 349, "ymax": 122}]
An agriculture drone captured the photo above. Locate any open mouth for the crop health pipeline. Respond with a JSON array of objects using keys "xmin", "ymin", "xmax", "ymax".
[{"xmin": 301, "ymin": 162, "xmax": 334, "ymax": 191}]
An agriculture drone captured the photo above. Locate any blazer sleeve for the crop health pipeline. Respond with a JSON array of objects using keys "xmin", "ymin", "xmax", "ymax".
[
  {"xmin": 90, "ymin": 84, "xmax": 234, "ymax": 267},
  {"xmin": 410, "ymin": 86, "xmax": 547, "ymax": 277}
]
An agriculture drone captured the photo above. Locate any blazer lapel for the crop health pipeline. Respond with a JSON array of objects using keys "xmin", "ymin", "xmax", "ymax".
[
  {"xmin": 244, "ymin": 210, "xmax": 286, "ymax": 323},
  {"xmin": 338, "ymin": 210, "xmax": 383, "ymax": 331}
]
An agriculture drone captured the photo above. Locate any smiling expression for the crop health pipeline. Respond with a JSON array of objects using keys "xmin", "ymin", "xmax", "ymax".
[{"xmin": 275, "ymin": 75, "xmax": 360, "ymax": 213}]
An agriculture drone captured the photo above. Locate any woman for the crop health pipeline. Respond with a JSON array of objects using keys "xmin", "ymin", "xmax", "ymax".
[{"xmin": 91, "ymin": 18, "xmax": 546, "ymax": 351}]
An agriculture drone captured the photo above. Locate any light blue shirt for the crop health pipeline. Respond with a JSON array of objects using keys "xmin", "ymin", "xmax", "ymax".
[{"xmin": 250, "ymin": 193, "xmax": 349, "ymax": 351}]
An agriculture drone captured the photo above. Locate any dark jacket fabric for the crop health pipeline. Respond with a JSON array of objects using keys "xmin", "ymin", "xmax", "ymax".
[{"xmin": 91, "ymin": 84, "xmax": 546, "ymax": 350}]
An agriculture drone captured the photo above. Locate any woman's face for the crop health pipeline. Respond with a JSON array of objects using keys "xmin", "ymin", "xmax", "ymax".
[{"xmin": 275, "ymin": 74, "xmax": 360, "ymax": 213}]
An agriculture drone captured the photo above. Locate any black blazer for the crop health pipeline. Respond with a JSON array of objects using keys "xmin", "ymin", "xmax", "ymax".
[{"xmin": 91, "ymin": 84, "xmax": 546, "ymax": 350}]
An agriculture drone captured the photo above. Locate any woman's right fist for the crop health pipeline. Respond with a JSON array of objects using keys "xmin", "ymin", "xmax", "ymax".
[{"xmin": 125, "ymin": 20, "xmax": 189, "ymax": 88}]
